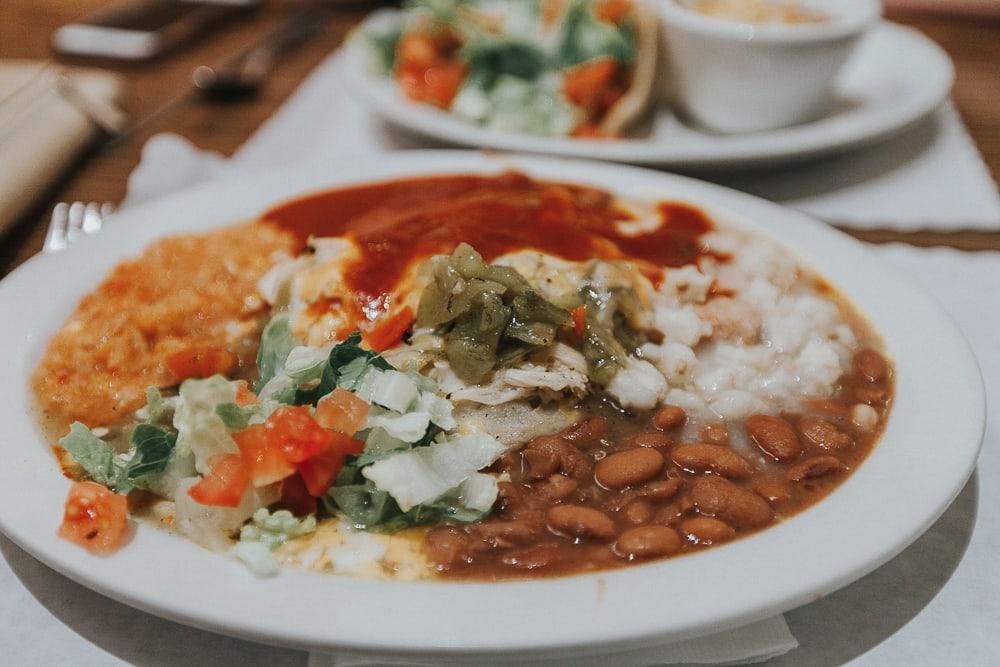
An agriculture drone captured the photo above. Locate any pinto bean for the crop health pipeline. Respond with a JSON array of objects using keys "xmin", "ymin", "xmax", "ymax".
[
  {"xmin": 547, "ymin": 505, "xmax": 617, "ymax": 541},
  {"xmin": 653, "ymin": 505, "xmax": 683, "ymax": 526},
  {"xmin": 495, "ymin": 481, "xmax": 523, "ymax": 515},
  {"xmin": 753, "ymin": 480, "xmax": 791, "ymax": 504},
  {"xmin": 614, "ymin": 526, "xmax": 682, "ymax": 559},
  {"xmin": 595, "ymin": 448, "xmax": 665, "ymax": 490},
  {"xmin": 681, "ymin": 517, "xmax": 736, "ymax": 545},
  {"xmin": 855, "ymin": 385, "xmax": 888, "ymax": 405},
  {"xmin": 534, "ymin": 474, "xmax": 579, "ymax": 502},
  {"xmin": 522, "ymin": 449, "xmax": 560, "ymax": 481},
  {"xmin": 746, "ymin": 414, "xmax": 802, "ymax": 462},
  {"xmin": 653, "ymin": 405, "xmax": 687, "ymax": 430},
  {"xmin": 671, "ymin": 443, "xmax": 754, "ymax": 479},
  {"xmin": 501, "ymin": 543, "xmax": 562, "ymax": 570},
  {"xmin": 525, "ymin": 435, "xmax": 592, "ymax": 479},
  {"xmin": 798, "ymin": 416, "xmax": 852, "ymax": 451},
  {"xmin": 788, "ymin": 456, "xmax": 845, "ymax": 482},
  {"xmin": 800, "ymin": 398, "xmax": 849, "ymax": 419},
  {"xmin": 690, "ymin": 476, "xmax": 773, "ymax": 529},
  {"xmin": 625, "ymin": 432, "xmax": 673, "ymax": 449},
  {"xmin": 854, "ymin": 349, "xmax": 889, "ymax": 383},
  {"xmin": 637, "ymin": 477, "xmax": 684, "ymax": 502},
  {"xmin": 475, "ymin": 521, "xmax": 535, "ymax": 547},
  {"xmin": 700, "ymin": 423, "xmax": 730, "ymax": 444},
  {"xmin": 561, "ymin": 416, "xmax": 609, "ymax": 447},
  {"xmin": 624, "ymin": 500, "xmax": 654, "ymax": 525}
]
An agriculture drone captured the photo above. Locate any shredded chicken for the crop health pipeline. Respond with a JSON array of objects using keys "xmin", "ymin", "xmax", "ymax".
[
  {"xmin": 433, "ymin": 343, "xmax": 589, "ymax": 406},
  {"xmin": 453, "ymin": 402, "xmax": 578, "ymax": 449}
]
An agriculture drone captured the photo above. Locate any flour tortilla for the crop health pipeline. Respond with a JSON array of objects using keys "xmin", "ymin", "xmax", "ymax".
[{"xmin": 599, "ymin": 0, "xmax": 660, "ymax": 136}]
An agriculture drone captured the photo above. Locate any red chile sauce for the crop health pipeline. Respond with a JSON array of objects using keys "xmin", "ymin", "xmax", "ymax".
[{"xmin": 262, "ymin": 173, "xmax": 716, "ymax": 320}]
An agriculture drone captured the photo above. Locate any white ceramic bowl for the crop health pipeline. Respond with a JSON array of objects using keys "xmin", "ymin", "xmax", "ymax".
[
  {"xmin": 0, "ymin": 151, "xmax": 982, "ymax": 659},
  {"xmin": 657, "ymin": 0, "xmax": 883, "ymax": 133}
]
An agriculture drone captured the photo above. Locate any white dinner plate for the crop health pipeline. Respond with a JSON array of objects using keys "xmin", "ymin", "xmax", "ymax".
[
  {"xmin": 343, "ymin": 20, "xmax": 954, "ymax": 169},
  {"xmin": 0, "ymin": 151, "xmax": 983, "ymax": 660}
]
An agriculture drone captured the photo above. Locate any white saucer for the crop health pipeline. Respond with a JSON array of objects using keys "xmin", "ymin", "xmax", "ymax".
[{"xmin": 344, "ymin": 21, "xmax": 954, "ymax": 169}]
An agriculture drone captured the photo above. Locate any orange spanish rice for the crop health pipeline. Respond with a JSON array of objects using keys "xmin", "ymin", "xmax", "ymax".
[{"xmin": 33, "ymin": 222, "xmax": 295, "ymax": 429}]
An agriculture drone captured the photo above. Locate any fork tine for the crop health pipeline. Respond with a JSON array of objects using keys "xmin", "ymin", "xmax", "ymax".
[
  {"xmin": 43, "ymin": 203, "xmax": 70, "ymax": 253},
  {"xmin": 82, "ymin": 202, "xmax": 103, "ymax": 234},
  {"xmin": 100, "ymin": 201, "xmax": 115, "ymax": 219},
  {"xmin": 66, "ymin": 201, "xmax": 86, "ymax": 243}
]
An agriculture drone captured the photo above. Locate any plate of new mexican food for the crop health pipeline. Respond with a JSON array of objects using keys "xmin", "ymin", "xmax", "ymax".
[
  {"xmin": 344, "ymin": 0, "xmax": 954, "ymax": 167},
  {"xmin": 0, "ymin": 151, "xmax": 983, "ymax": 658}
]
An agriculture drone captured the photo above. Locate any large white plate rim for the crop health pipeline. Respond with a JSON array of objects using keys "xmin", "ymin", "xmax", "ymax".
[
  {"xmin": 343, "ymin": 21, "xmax": 954, "ymax": 168},
  {"xmin": 0, "ymin": 151, "xmax": 983, "ymax": 657}
]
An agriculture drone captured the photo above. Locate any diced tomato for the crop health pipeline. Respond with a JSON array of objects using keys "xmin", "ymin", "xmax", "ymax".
[
  {"xmin": 280, "ymin": 474, "xmax": 317, "ymax": 517},
  {"xmin": 297, "ymin": 449, "xmax": 346, "ymax": 498},
  {"xmin": 233, "ymin": 424, "xmax": 295, "ymax": 487},
  {"xmin": 423, "ymin": 61, "xmax": 466, "ymax": 108},
  {"xmin": 571, "ymin": 305, "xmax": 587, "ymax": 338},
  {"xmin": 330, "ymin": 430, "xmax": 366, "ymax": 457},
  {"xmin": 316, "ymin": 388, "xmax": 370, "ymax": 435},
  {"xmin": 595, "ymin": 0, "xmax": 632, "ymax": 24},
  {"xmin": 58, "ymin": 481, "xmax": 130, "ymax": 554},
  {"xmin": 298, "ymin": 432, "xmax": 365, "ymax": 497},
  {"xmin": 397, "ymin": 61, "xmax": 466, "ymax": 109},
  {"xmin": 361, "ymin": 306, "xmax": 415, "ymax": 353},
  {"xmin": 397, "ymin": 33, "xmax": 439, "ymax": 70},
  {"xmin": 187, "ymin": 454, "xmax": 249, "ymax": 507},
  {"xmin": 165, "ymin": 346, "xmax": 238, "ymax": 382},
  {"xmin": 234, "ymin": 380, "xmax": 257, "ymax": 406},
  {"xmin": 394, "ymin": 30, "xmax": 466, "ymax": 110},
  {"xmin": 264, "ymin": 406, "xmax": 334, "ymax": 463},
  {"xmin": 563, "ymin": 58, "xmax": 623, "ymax": 119},
  {"xmin": 541, "ymin": 0, "xmax": 565, "ymax": 28}
]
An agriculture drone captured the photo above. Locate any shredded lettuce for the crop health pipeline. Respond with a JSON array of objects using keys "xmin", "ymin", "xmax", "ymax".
[
  {"xmin": 353, "ymin": 427, "xmax": 411, "ymax": 466},
  {"xmin": 59, "ymin": 422, "xmax": 126, "ymax": 491},
  {"xmin": 173, "ymin": 376, "xmax": 240, "ymax": 473},
  {"xmin": 558, "ymin": 0, "xmax": 636, "ymax": 66},
  {"xmin": 284, "ymin": 346, "xmax": 331, "ymax": 382},
  {"xmin": 361, "ymin": 432, "xmax": 504, "ymax": 512},
  {"xmin": 256, "ymin": 314, "xmax": 298, "ymax": 390},
  {"xmin": 354, "ymin": 368, "xmax": 420, "ymax": 413},
  {"xmin": 239, "ymin": 508, "xmax": 317, "ymax": 550},
  {"xmin": 126, "ymin": 424, "xmax": 177, "ymax": 483},
  {"xmin": 215, "ymin": 402, "xmax": 254, "ymax": 431},
  {"xmin": 325, "ymin": 471, "xmax": 496, "ymax": 532},
  {"xmin": 296, "ymin": 332, "xmax": 392, "ymax": 405},
  {"xmin": 59, "ymin": 422, "xmax": 177, "ymax": 494},
  {"xmin": 135, "ymin": 386, "xmax": 174, "ymax": 424},
  {"xmin": 365, "ymin": 407, "xmax": 432, "ymax": 443},
  {"xmin": 416, "ymin": 391, "xmax": 457, "ymax": 430}
]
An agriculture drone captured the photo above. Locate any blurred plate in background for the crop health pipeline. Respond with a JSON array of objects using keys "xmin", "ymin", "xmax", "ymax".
[{"xmin": 344, "ymin": 20, "xmax": 953, "ymax": 170}]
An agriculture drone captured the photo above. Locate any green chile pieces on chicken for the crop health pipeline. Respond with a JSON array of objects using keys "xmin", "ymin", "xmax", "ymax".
[{"xmin": 416, "ymin": 244, "xmax": 571, "ymax": 382}]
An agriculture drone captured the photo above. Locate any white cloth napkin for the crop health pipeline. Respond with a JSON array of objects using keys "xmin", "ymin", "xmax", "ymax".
[
  {"xmin": 0, "ymin": 60, "xmax": 122, "ymax": 234},
  {"xmin": 210, "ymin": 51, "xmax": 998, "ymax": 232}
]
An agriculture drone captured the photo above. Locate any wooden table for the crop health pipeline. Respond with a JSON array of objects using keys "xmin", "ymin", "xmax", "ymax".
[{"xmin": 1, "ymin": 1, "xmax": 998, "ymax": 278}]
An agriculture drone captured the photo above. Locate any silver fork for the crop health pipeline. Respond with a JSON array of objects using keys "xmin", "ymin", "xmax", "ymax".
[{"xmin": 43, "ymin": 201, "xmax": 115, "ymax": 253}]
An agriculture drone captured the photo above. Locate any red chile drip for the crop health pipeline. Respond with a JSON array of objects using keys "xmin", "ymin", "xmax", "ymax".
[{"xmin": 262, "ymin": 173, "xmax": 716, "ymax": 319}]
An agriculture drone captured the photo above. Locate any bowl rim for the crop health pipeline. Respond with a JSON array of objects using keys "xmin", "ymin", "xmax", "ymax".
[
  {"xmin": 655, "ymin": 0, "xmax": 882, "ymax": 43},
  {"xmin": 0, "ymin": 150, "xmax": 984, "ymax": 657}
]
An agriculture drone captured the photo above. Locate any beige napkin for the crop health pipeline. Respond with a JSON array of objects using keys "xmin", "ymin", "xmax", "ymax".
[{"xmin": 0, "ymin": 60, "xmax": 122, "ymax": 235}]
